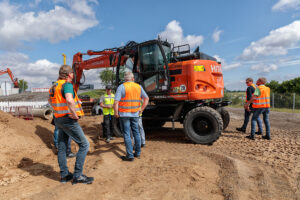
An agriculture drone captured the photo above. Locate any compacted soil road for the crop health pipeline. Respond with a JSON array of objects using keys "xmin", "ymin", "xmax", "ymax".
[{"xmin": 0, "ymin": 107, "xmax": 299, "ymax": 200}]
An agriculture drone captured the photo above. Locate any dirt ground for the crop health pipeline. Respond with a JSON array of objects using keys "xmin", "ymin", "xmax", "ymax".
[{"xmin": 0, "ymin": 107, "xmax": 300, "ymax": 200}]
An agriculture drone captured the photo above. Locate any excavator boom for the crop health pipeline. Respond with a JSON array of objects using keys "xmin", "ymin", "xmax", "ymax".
[
  {"xmin": 72, "ymin": 44, "xmax": 136, "ymax": 91},
  {"xmin": 0, "ymin": 68, "xmax": 19, "ymax": 88}
]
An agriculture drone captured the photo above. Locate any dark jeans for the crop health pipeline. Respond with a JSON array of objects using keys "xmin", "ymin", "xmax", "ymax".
[
  {"xmin": 103, "ymin": 115, "xmax": 114, "ymax": 139},
  {"xmin": 242, "ymin": 108, "xmax": 263, "ymax": 132},
  {"xmin": 55, "ymin": 117, "xmax": 90, "ymax": 178},
  {"xmin": 119, "ymin": 117, "xmax": 141, "ymax": 158},
  {"xmin": 54, "ymin": 125, "xmax": 72, "ymax": 153},
  {"xmin": 251, "ymin": 108, "xmax": 270, "ymax": 138}
]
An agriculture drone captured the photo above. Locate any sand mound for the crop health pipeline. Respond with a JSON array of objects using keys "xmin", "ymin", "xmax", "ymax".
[
  {"xmin": 0, "ymin": 109, "xmax": 300, "ymax": 199},
  {"xmin": 0, "ymin": 111, "xmax": 55, "ymax": 183}
]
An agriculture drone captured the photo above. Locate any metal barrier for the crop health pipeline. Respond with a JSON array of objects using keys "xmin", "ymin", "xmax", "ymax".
[{"xmin": 224, "ymin": 92, "xmax": 300, "ymax": 111}]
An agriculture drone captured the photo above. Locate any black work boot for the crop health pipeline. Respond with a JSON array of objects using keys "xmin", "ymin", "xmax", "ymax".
[
  {"xmin": 262, "ymin": 135, "xmax": 271, "ymax": 140},
  {"xmin": 72, "ymin": 175, "xmax": 94, "ymax": 185},
  {"xmin": 236, "ymin": 127, "xmax": 246, "ymax": 133},
  {"xmin": 60, "ymin": 172, "xmax": 73, "ymax": 183},
  {"xmin": 120, "ymin": 156, "xmax": 134, "ymax": 162},
  {"xmin": 245, "ymin": 135, "xmax": 255, "ymax": 140},
  {"xmin": 255, "ymin": 131, "xmax": 262, "ymax": 135}
]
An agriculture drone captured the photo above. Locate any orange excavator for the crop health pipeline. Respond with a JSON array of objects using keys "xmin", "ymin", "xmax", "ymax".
[
  {"xmin": 72, "ymin": 39, "xmax": 230, "ymax": 144},
  {"xmin": 0, "ymin": 68, "xmax": 19, "ymax": 88}
]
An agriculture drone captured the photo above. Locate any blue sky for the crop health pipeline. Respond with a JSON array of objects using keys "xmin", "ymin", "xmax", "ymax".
[{"xmin": 0, "ymin": 0, "xmax": 300, "ymax": 90}]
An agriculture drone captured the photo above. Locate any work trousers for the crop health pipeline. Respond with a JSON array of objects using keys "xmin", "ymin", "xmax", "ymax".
[
  {"xmin": 55, "ymin": 117, "xmax": 90, "ymax": 178},
  {"xmin": 251, "ymin": 108, "xmax": 271, "ymax": 138},
  {"xmin": 103, "ymin": 115, "xmax": 114, "ymax": 139},
  {"xmin": 241, "ymin": 108, "xmax": 263, "ymax": 132},
  {"xmin": 119, "ymin": 117, "xmax": 141, "ymax": 158}
]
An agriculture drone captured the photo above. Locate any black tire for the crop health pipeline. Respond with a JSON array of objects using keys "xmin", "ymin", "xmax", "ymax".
[
  {"xmin": 112, "ymin": 118, "xmax": 123, "ymax": 137},
  {"xmin": 184, "ymin": 106, "xmax": 223, "ymax": 144},
  {"xmin": 216, "ymin": 107, "xmax": 230, "ymax": 130},
  {"xmin": 143, "ymin": 120, "xmax": 166, "ymax": 130}
]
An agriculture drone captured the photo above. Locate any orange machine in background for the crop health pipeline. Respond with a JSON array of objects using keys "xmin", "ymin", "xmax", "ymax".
[
  {"xmin": 72, "ymin": 39, "xmax": 230, "ymax": 144},
  {"xmin": 0, "ymin": 68, "xmax": 19, "ymax": 88}
]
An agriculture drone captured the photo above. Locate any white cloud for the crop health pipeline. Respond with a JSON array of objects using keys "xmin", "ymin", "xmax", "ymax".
[
  {"xmin": 0, "ymin": 52, "xmax": 60, "ymax": 88},
  {"xmin": 212, "ymin": 28, "xmax": 223, "ymax": 43},
  {"xmin": 214, "ymin": 55, "xmax": 241, "ymax": 71},
  {"xmin": 272, "ymin": 0, "xmax": 300, "ymax": 11},
  {"xmin": 0, "ymin": 0, "xmax": 98, "ymax": 50},
  {"xmin": 0, "ymin": 52, "xmax": 105, "ymax": 89},
  {"xmin": 251, "ymin": 63, "xmax": 278, "ymax": 73},
  {"xmin": 159, "ymin": 20, "xmax": 204, "ymax": 49},
  {"xmin": 239, "ymin": 20, "xmax": 300, "ymax": 60}
]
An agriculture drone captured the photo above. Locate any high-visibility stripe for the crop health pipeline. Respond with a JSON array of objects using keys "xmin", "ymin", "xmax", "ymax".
[
  {"xmin": 103, "ymin": 93, "xmax": 114, "ymax": 115},
  {"xmin": 253, "ymin": 102, "xmax": 270, "ymax": 105},
  {"xmin": 52, "ymin": 102, "xmax": 81, "ymax": 107},
  {"xmin": 49, "ymin": 79, "xmax": 84, "ymax": 118},
  {"xmin": 119, "ymin": 82, "xmax": 142, "ymax": 113},
  {"xmin": 255, "ymin": 97, "xmax": 270, "ymax": 100},
  {"xmin": 54, "ymin": 107, "xmax": 83, "ymax": 114},
  {"xmin": 119, "ymin": 100, "xmax": 141, "ymax": 102},
  {"xmin": 119, "ymin": 105, "xmax": 140, "ymax": 109},
  {"xmin": 252, "ymin": 85, "xmax": 270, "ymax": 108}
]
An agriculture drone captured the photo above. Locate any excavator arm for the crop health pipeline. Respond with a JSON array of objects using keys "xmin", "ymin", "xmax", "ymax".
[
  {"xmin": 0, "ymin": 68, "xmax": 19, "ymax": 88},
  {"xmin": 72, "ymin": 42, "xmax": 138, "ymax": 91}
]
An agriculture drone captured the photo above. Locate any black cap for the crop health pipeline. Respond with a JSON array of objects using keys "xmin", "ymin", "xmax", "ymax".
[{"xmin": 106, "ymin": 85, "xmax": 112, "ymax": 90}]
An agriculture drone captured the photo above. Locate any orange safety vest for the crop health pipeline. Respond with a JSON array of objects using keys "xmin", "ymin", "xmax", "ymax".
[
  {"xmin": 119, "ymin": 82, "xmax": 141, "ymax": 113},
  {"xmin": 245, "ymin": 83, "xmax": 256, "ymax": 103},
  {"xmin": 252, "ymin": 85, "xmax": 271, "ymax": 108},
  {"xmin": 49, "ymin": 80, "xmax": 84, "ymax": 118}
]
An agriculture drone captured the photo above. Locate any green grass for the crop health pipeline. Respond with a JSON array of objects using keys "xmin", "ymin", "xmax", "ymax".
[{"xmin": 79, "ymin": 89, "xmax": 106, "ymax": 98}]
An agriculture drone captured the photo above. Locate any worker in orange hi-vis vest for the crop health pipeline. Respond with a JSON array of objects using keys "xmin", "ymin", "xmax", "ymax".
[
  {"xmin": 236, "ymin": 77, "xmax": 263, "ymax": 134},
  {"xmin": 244, "ymin": 77, "xmax": 271, "ymax": 140},
  {"xmin": 114, "ymin": 71, "xmax": 149, "ymax": 162},
  {"xmin": 49, "ymin": 65, "xmax": 94, "ymax": 185}
]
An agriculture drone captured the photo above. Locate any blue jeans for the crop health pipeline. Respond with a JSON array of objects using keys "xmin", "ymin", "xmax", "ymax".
[
  {"xmin": 138, "ymin": 117, "xmax": 145, "ymax": 145},
  {"xmin": 119, "ymin": 117, "xmax": 141, "ymax": 158},
  {"xmin": 54, "ymin": 126, "xmax": 72, "ymax": 154},
  {"xmin": 55, "ymin": 117, "xmax": 90, "ymax": 178},
  {"xmin": 251, "ymin": 108, "xmax": 270, "ymax": 138},
  {"xmin": 242, "ymin": 108, "xmax": 263, "ymax": 132}
]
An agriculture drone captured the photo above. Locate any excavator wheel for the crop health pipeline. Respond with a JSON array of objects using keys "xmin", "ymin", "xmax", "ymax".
[
  {"xmin": 113, "ymin": 118, "xmax": 123, "ymax": 137},
  {"xmin": 183, "ymin": 106, "xmax": 223, "ymax": 144},
  {"xmin": 216, "ymin": 107, "xmax": 230, "ymax": 130}
]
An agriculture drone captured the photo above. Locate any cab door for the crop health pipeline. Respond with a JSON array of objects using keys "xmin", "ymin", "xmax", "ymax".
[{"xmin": 138, "ymin": 41, "xmax": 171, "ymax": 94}]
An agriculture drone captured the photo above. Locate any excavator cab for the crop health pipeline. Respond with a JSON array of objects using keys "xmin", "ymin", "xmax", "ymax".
[{"xmin": 138, "ymin": 40, "xmax": 171, "ymax": 94}]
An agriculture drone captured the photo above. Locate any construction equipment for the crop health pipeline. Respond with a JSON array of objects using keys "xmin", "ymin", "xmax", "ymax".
[
  {"xmin": 0, "ymin": 68, "xmax": 19, "ymax": 88},
  {"xmin": 72, "ymin": 39, "xmax": 231, "ymax": 144}
]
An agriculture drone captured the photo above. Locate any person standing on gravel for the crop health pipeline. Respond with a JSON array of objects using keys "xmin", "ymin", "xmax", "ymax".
[
  {"xmin": 244, "ymin": 77, "xmax": 271, "ymax": 140},
  {"xmin": 236, "ymin": 78, "xmax": 263, "ymax": 134},
  {"xmin": 49, "ymin": 65, "xmax": 94, "ymax": 184},
  {"xmin": 100, "ymin": 85, "xmax": 115, "ymax": 143},
  {"xmin": 113, "ymin": 71, "xmax": 149, "ymax": 161}
]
